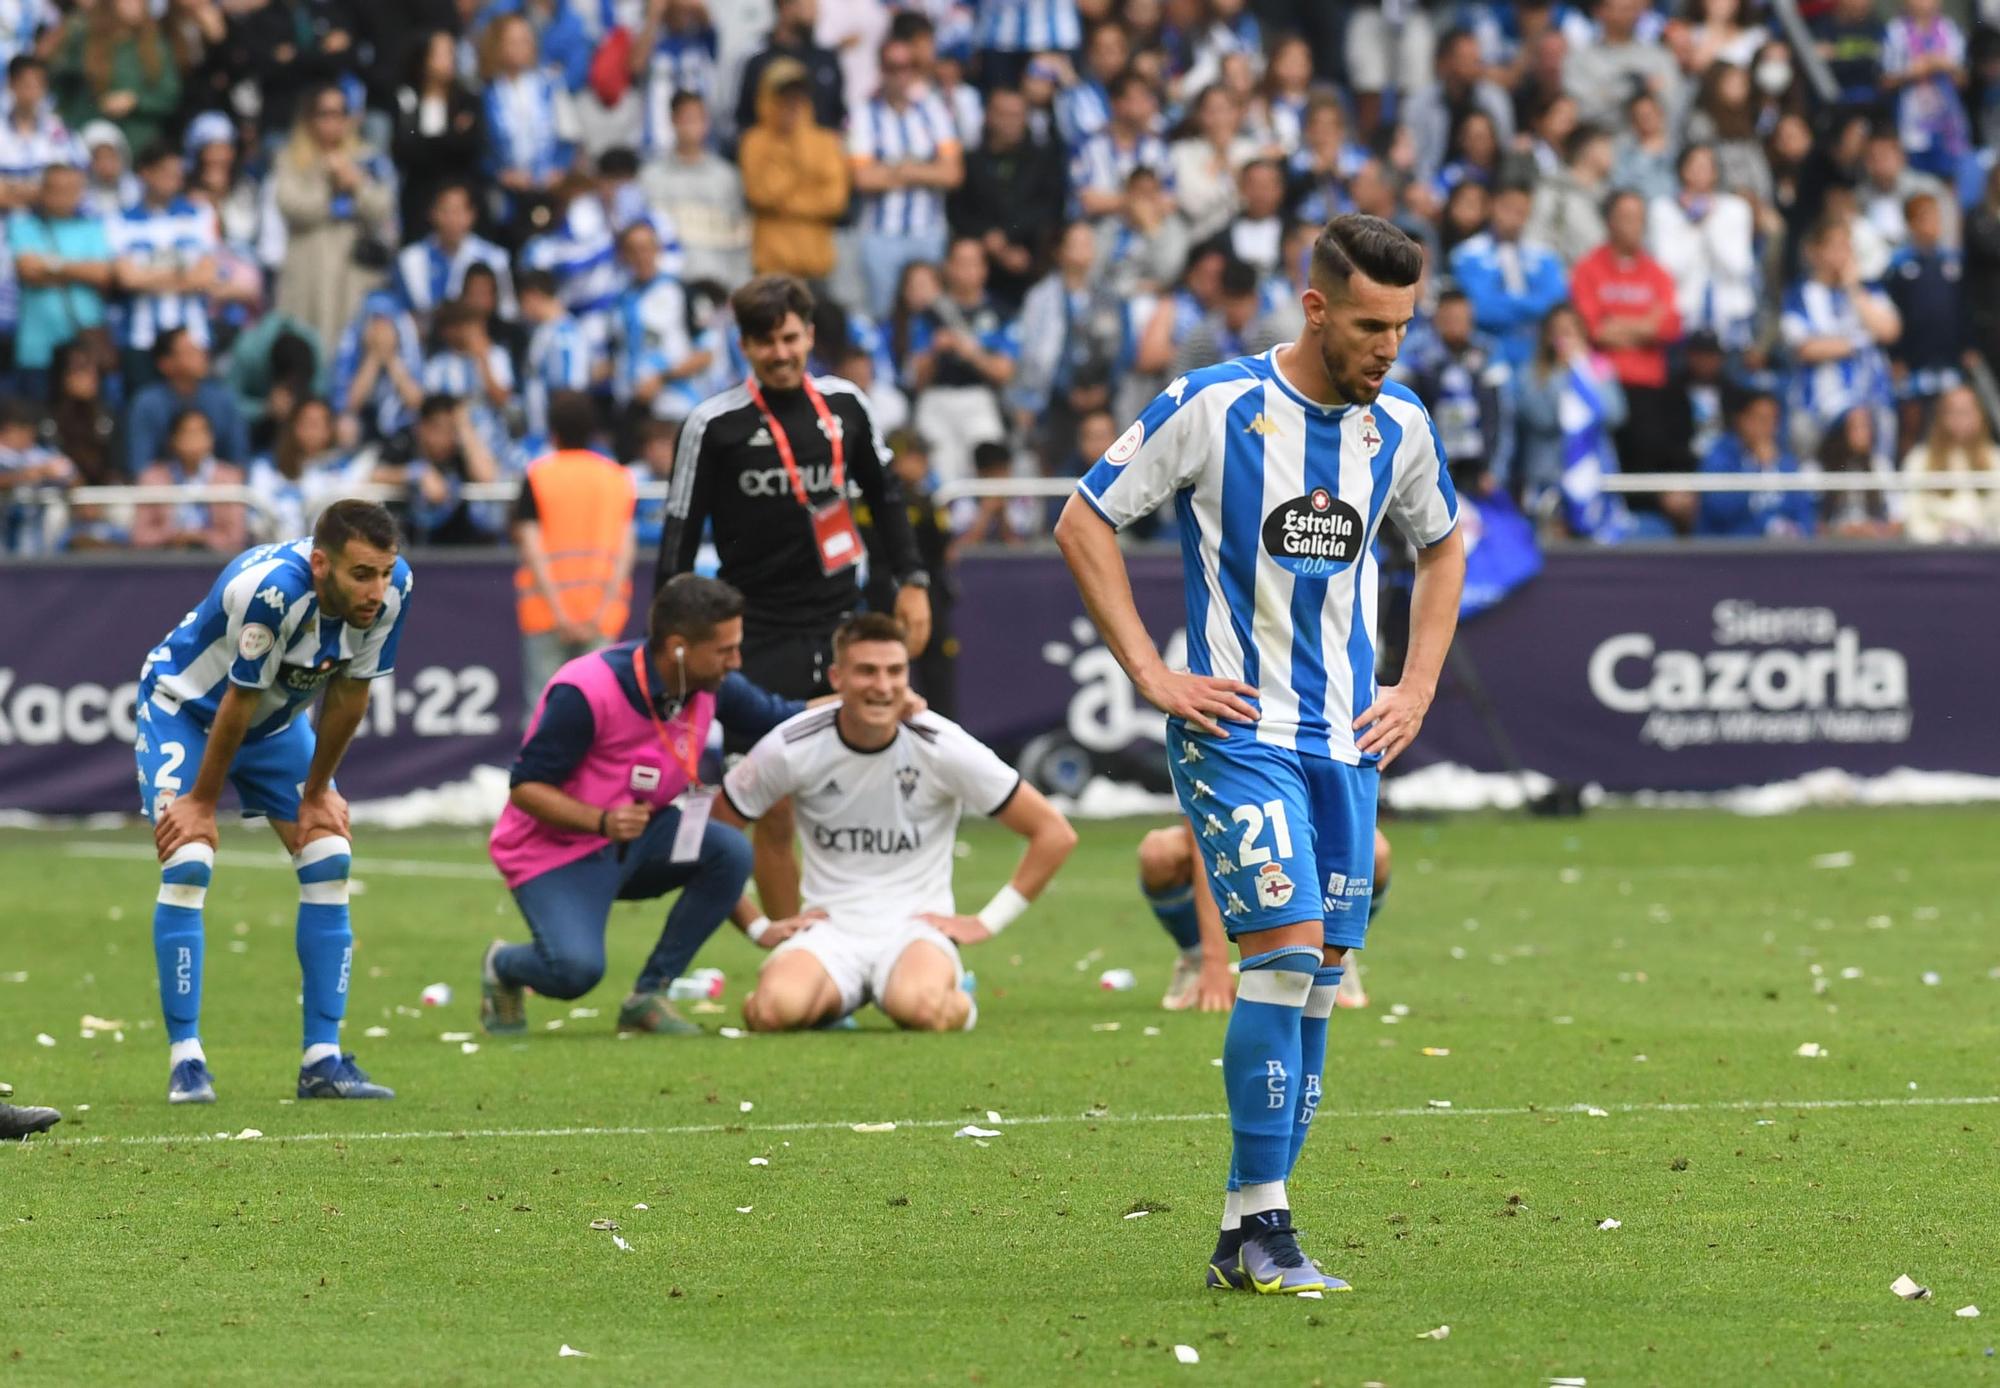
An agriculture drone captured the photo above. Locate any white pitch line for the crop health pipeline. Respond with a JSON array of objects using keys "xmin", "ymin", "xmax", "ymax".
[
  {"xmin": 61, "ymin": 841, "xmax": 494, "ymax": 880},
  {"xmin": 27, "ymin": 1093, "xmax": 1999, "ymax": 1151}
]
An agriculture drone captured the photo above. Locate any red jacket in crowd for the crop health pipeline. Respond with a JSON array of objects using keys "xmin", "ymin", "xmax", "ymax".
[{"xmin": 1570, "ymin": 246, "xmax": 1682, "ymax": 389}]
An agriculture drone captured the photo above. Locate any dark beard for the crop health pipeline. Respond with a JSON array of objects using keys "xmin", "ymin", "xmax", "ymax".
[{"xmin": 1319, "ymin": 338, "xmax": 1382, "ymax": 405}]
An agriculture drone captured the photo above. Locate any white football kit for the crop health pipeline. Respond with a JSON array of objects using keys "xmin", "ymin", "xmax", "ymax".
[{"xmin": 723, "ymin": 706, "xmax": 1022, "ymax": 1015}]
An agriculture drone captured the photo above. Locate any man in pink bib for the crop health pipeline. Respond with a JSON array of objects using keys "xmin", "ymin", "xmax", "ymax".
[{"xmin": 481, "ymin": 576, "xmax": 810, "ymax": 1036}]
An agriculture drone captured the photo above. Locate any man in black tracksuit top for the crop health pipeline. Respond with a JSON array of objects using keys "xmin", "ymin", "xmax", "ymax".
[{"xmin": 658, "ymin": 275, "xmax": 931, "ymax": 918}]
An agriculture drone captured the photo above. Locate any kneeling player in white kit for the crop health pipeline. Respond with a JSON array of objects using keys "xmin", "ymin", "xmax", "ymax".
[{"xmin": 721, "ymin": 614, "xmax": 1077, "ymax": 1032}]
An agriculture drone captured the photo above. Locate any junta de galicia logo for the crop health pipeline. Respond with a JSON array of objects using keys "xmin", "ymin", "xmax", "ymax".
[{"xmin": 1262, "ymin": 488, "xmax": 1365, "ymax": 577}]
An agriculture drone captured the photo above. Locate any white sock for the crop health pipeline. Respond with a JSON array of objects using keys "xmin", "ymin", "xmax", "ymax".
[
  {"xmin": 302, "ymin": 1042, "xmax": 341, "ymax": 1067},
  {"xmin": 1220, "ymin": 1188, "xmax": 1242, "ymax": 1231},
  {"xmin": 1239, "ymin": 1180, "xmax": 1288, "ymax": 1218},
  {"xmin": 169, "ymin": 1038, "xmax": 205, "ymax": 1066}
]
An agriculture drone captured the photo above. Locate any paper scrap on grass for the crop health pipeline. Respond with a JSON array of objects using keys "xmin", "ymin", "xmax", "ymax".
[
  {"xmin": 1298, "ymin": 1289, "xmax": 1323, "ymax": 1300},
  {"xmin": 0, "ymin": 972, "xmax": 26, "ymax": 983},
  {"xmin": 1548, "ymin": 1379, "xmax": 1589, "ymax": 1387},
  {"xmin": 1597, "ymin": 1218, "xmax": 1621, "ymax": 1231},
  {"xmin": 81, "ymin": 1014, "xmax": 123, "ymax": 1031},
  {"xmin": 1796, "ymin": 1042, "xmax": 1827, "ymax": 1058},
  {"xmin": 954, "ymin": 1125, "xmax": 1002, "ymax": 1139},
  {"xmin": 558, "ymin": 1345, "xmax": 590, "ymax": 1358},
  {"xmin": 460, "ymin": 1042, "xmax": 480, "ymax": 1054},
  {"xmin": 1841, "ymin": 967, "xmax": 1864, "ymax": 980},
  {"xmin": 363, "ymin": 1026, "xmax": 389, "ymax": 1038},
  {"xmin": 1811, "ymin": 852, "xmax": 1855, "ymax": 869},
  {"xmin": 545, "ymin": 1020, "xmax": 564, "ymax": 1030},
  {"xmin": 1142, "ymin": 1026, "xmax": 1162, "ymax": 1036},
  {"xmin": 1418, "ymin": 1325, "xmax": 1451, "ymax": 1340},
  {"xmin": 735, "ymin": 1206, "xmax": 753, "ymax": 1214},
  {"xmin": 632, "ymin": 1204, "xmax": 648, "ymax": 1211},
  {"xmin": 439, "ymin": 1031, "xmax": 473, "ymax": 1042},
  {"xmin": 1173, "ymin": 1345, "xmax": 1200, "ymax": 1364},
  {"xmin": 589, "ymin": 1219, "xmax": 620, "ymax": 1231},
  {"xmin": 1422, "ymin": 1047, "xmax": 1451, "ymax": 1057},
  {"xmin": 1891, "ymin": 1274, "xmax": 1932, "ymax": 1301},
  {"xmin": 1427, "ymin": 1099, "xmax": 1452, "ymax": 1109},
  {"xmin": 739, "ymin": 1100, "xmax": 754, "ymax": 1113},
  {"xmin": 1390, "ymin": 1003, "xmax": 1411, "ymax": 1017},
  {"xmin": 1091, "ymin": 1022, "xmax": 1121, "ymax": 1032},
  {"xmin": 1380, "ymin": 1014, "xmax": 1401, "ymax": 1025},
  {"xmin": 1585, "ymin": 1107, "xmax": 1610, "ymax": 1118},
  {"xmin": 1123, "ymin": 1210, "xmax": 1150, "ymax": 1220},
  {"xmin": 985, "ymin": 1110, "xmax": 1002, "ymax": 1122},
  {"xmin": 1956, "ymin": 1305, "xmax": 1980, "ymax": 1318},
  {"xmin": 1922, "ymin": 971, "xmax": 1942, "ymax": 986},
  {"xmin": 851, "ymin": 1122, "xmax": 896, "ymax": 1133},
  {"xmin": 568, "ymin": 1007, "xmax": 599, "ymax": 1019},
  {"xmin": 611, "ymin": 1236, "xmax": 633, "ymax": 1253},
  {"xmin": 34, "ymin": 1033, "xmax": 54, "ymax": 1048},
  {"xmin": 749, "ymin": 1157, "xmax": 769, "ymax": 1167},
  {"xmin": 719, "ymin": 1027, "xmax": 746, "ymax": 1039},
  {"xmin": 234, "ymin": 1128, "xmax": 263, "ymax": 1140}
]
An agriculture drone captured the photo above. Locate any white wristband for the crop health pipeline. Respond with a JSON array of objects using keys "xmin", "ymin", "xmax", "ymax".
[
  {"xmin": 745, "ymin": 915, "xmax": 772, "ymax": 944},
  {"xmin": 975, "ymin": 885, "xmax": 1031, "ymax": 935}
]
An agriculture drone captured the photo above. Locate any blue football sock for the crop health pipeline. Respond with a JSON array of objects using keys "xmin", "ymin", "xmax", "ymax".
[
  {"xmin": 1142, "ymin": 878, "xmax": 1202, "ymax": 952},
  {"xmin": 1222, "ymin": 945, "xmax": 1319, "ymax": 1189},
  {"xmin": 153, "ymin": 844, "xmax": 213, "ymax": 1045},
  {"xmin": 1289, "ymin": 966, "xmax": 1342, "ymax": 1174},
  {"xmin": 294, "ymin": 837, "xmax": 354, "ymax": 1052}
]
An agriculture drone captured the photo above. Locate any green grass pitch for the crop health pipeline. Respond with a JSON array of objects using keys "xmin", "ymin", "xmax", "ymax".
[{"xmin": 3, "ymin": 807, "xmax": 1998, "ymax": 1386}]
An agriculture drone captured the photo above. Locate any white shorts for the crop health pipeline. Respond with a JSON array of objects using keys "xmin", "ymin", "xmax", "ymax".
[{"xmin": 765, "ymin": 917, "xmax": 964, "ymax": 1019}]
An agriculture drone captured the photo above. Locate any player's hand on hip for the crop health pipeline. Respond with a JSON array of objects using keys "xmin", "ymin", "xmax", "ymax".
[
  {"xmin": 604, "ymin": 801, "xmax": 653, "ymax": 843},
  {"xmin": 1194, "ymin": 958, "xmax": 1236, "ymax": 1012},
  {"xmin": 758, "ymin": 909, "xmax": 827, "ymax": 948},
  {"xmin": 1353, "ymin": 681, "xmax": 1435, "ymax": 769},
  {"xmin": 918, "ymin": 913, "xmax": 993, "ymax": 945},
  {"xmin": 1138, "ymin": 669, "xmax": 1259, "ymax": 740},
  {"xmin": 895, "ymin": 584, "xmax": 932, "ymax": 656},
  {"xmin": 154, "ymin": 797, "xmax": 218, "ymax": 861},
  {"xmin": 296, "ymin": 788, "xmax": 350, "ymax": 845}
]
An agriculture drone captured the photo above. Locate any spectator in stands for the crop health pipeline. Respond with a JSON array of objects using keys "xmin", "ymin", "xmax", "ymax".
[
  {"xmin": 848, "ymin": 36, "xmax": 964, "ymax": 318},
  {"xmin": 1817, "ymin": 0, "xmax": 1889, "ymax": 115},
  {"xmin": 1013, "ymin": 219, "xmax": 1127, "ymax": 465},
  {"xmin": 1858, "ymin": 128, "xmax": 1957, "ymax": 249},
  {"xmin": 1649, "ymin": 144, "xmax": 1759, "ymax": 352},
  {"xmin": 274, "ymin": 83, "xmax": 397, "ymax": 361},
  {"xmin": 642, "ymin": 93, "xmax": 750, "ymax": 288},
  {"xmin": 896, "ymin": 10, "xmax": 982, "ymax": 150},
  {"xmin": 51, "ymin": 0, "xmax": 180, "ymax": 155},
  {"xmin": 1781, "ymin": 217, "xmax": 1901, "ymax": 460},
  {"xmin": 394, "ymin": 183, "xmax": 516, "ymax": 333},
  {"xmin": 45, "ymin": 342, "xmax": 118, "ymax": 489},
  {"xmin": 1349, "ymin": 0, "xmax": 1440, "ymax": 140},
  {"xmin": 111, "ymin": 141, "xmax": 218, "ymax": 394},
  {"xmin": 1071, "ymin": 69, "xmax": 1170, "ymax": 220},
  {"xmin": 1434, "ymin": 108, "xmax": 1504, "ymax": 210},
  {"xmin": 948, "ymin": 437, "xmax": 1033, "ymax": 549},
  {"xmin": 1687, "ymin": 63, "xmax": 1776, "ymax": 214},
  {"xmin": 391, "ymin": 32, "xmax": 485, "ymax": 244},
  {"xmin": 1882, "ymin": 0, "xmax": 1971, "ymax": 179},
  {"xmin": 949, "ymin": 85, "xmax": 1067, "ymax": 307},
  {"xmin": 130, "ymin": 407, "xmax": 248, "ymax": 551},
  {"xmin": 1054, "ymin": 18, "xmax": 1128, "ymax": 149},
  {"xmin": 1900, "ymin": 383, "xmax": 2000, "ymax": 541},
  {"xmin": 77, "ymin": 120, "xmax": 135, "ymax": 222},
  {"xmin": 1170, "ymin": 84, "xmax": 1255, "ymax": 243},
  {"xmin": 481, "ymin": 13, "xmax": 577, "ymax": 235},
  {"xmin": 1611, "ymin": 90, "xmax": 1677, "ymax": 202},
  {"xmin": 1404, "ymin": 28, "xmax": 1514, "ymax": 186},
  {"xmin": 424, "ymin": 299, "xmax": 516, "ymax": 455},
  {"xmin": 0, "ymin": 56, "xmax": 80, "ymax": 211},
  {"xmin": 239, "ymin": 327, "xmax": 320, "ymax": 455},
  {"xmin": 1573, "ymin": 189, "xmax": 1684, "ymax": 482},
  {"xmin": 1529, "ymin": 123, "xmax": 1615, "ymax": 265},
  {"xmin": 975, "ymin": 0, "xmax": 1083, "ymax": 93},
  {"xmin": 1696, "ymin": 387, "xmax": 1817, "ymax": 538},
  {"xmin": 7, "ymin": 163, "xmax": 114, "ymax": 401},
  {"xmin": 1516, "ymin": 303, "xmax": 1629, "ymax": 520},
  {"xmin": 1287, "ymin": 93, "xmax": 1367, "ymax": 225},
  {"xmin": 813, "ymin": 0, "xmax": 887, "ymax": 126},
  {"xmin": 1566, "ymin": 0, "xmax": 1682, "ymax": 131},
  {"xmin": 1451, "ymin": 179, "xmax": 1570, "ymax": 369},
  {"xmin": 636, "ymin": 0, "xmax": 720, "ymax": 156},
  {"xmin": 738, "ymin": 0, "xmax": 846, "ymax": 138},
  {"xmin": 375, "ymin": 393, "xmax": 503, "ymax": 545},
  {"xmin": 247, "ymin": 395, "xmax": 347, "ymax": 539},
  {"xmin": 1510, "ymin": 27, "xmax": 1573, "ymax": 140},
  {"xmin": 518, "ymin": 268, "xmax": 593, "ymax": 448},
  {"xmin": 613, "ymin": 218, "xmax": 709, "ymax": 426},
  {"xmin": 0, "ymin": 396, "xmax": 76, "ymax": 555},
  {"xmin": 1224, "ymin": 159, "xmax": 1286, "ymax": 275},
  {"xmin": 1674, "ymin": 0, "xmax": 1767, "ymax": 76},
  {"xmin": 126, "ymin": 327, "xmax": 247, "ymax": 475},
  {"xmin": 906, "ymin": 236, "xmax": 1016, "ymax": 487},
  {"xmin": 1253, "ymin": 33, "xmax": 1315, "ymax": 153},
  {"xmin": 739, "ymin": 59, "xmax": 850, "ymax": 285},
  {"xmin": 1884, "ymin": 190, "xmax": 1966, "ymax": 444},
  {"xmin": 1818, "ymin": 400, "xmax": 1902, "ymax": 535},
  {"xmin": 184, "ymin": 116, "xmax": 268, "ymax": 340},
  {"xmin": 334, "ymin": 289, "xmax": 426, "ymax": 446},
  {"xmin": 1172, "ymin": 256, "xmax": 1264, "ymax": 376},
  {"xmin": 628, "ymin": 414, "xmax": 678, "ymax": 553},
  {"xmin": 1400, "ymin": 287, "xmax": 1514, "ymax": 495},
  {"xmin": 1437, "ymin": 180, "xmax": 1492, "ymax": 258}
]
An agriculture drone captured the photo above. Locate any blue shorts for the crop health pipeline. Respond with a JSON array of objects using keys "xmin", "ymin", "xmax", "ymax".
[
  {"xmin": 134, "ymin": 696, "xmax": 318, "ymax": 823},
  {"xmin": 1166, "ymin": 723, "xmax": 1379, "ymax": 949}
]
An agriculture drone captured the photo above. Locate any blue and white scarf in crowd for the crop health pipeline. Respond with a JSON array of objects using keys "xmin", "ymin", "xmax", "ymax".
[{"xmin": 1557, "ymin": 357, "xmax": 1634, "ymax": 543}]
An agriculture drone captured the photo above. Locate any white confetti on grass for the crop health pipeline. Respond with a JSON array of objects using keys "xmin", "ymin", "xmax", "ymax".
[
  {"xmin": 568, "ymin": 1007, "xmax": 599, "ymax": 1019},
  {"xmin": 1597, "ymin": 1218, "xmax": 1621, "ymax": 1231},
  {"xmin": 234, "ymin": 1128, "xmax": 263, "ymax": 1140},
  {"xmin": 611, "ymin": 1235, "xmax": 633, "ymax": 1253},
  {"xmin": 460, "ymin": 1042, "xmax": 480, "ymax": 1055},
  {"xmin": 1123, "ymin": 1210, "xmax": 1150, "ymax": 1220},
  {"xmin": 749, "ymin": 1157, "xmax": 769, "ymax": 1167},
  {"xmin": 1417, "ymin": 1325, "xmax": 1451, "ymax": 1340},
  {"xmin": 1956, "ymin": 1305, "xmax": 1981, "ymax": 1318},
  {"xmin": 558, "ymin": 1344, "xmax": 590, "ymax": 1358},
  {"xmin": 632, "ymin": 1204, "xmax": 648, "ymax": 1211},
  {"xmin": 1091, "ymin": 1022, "xmax": 1122, "ymax": 1032},
  {"xmin": 739, "ymin": 1100, "xmax": 754, "ymax": 1112},
  {"xmin": 719, "ymin": 1028, "xmax": 747, "ymax": 1039},
  {"xmin": 588, "ymin": 1219, "xmax": 619, "ymax": 1231},
  {"xmin": 1427, "ymin": 1099, "xmax": 1452, "ymax": 1110},
  {"xmin": 953, "ymin": 1125, "xmax": 1002, "ymax": 1139},
  {"xmin": 1922, "ymin": 971, "xmax": 1942, "ymax": 986},
  {"xmin": 1891, "ymin": 1274, "xmax": 1931, "ymax": 1301},
  {"xmin": 735, "ymin": 1206, "xmax": 753, "ymax": 1214},
  {"xmin": 439, "ymin": 1032, "xmax": 474, "ymax": 1043},
  {"xmin": 1172, "ymin": 1345, "xmax": 1200, "ymax": 1365},
  {"xmin": 1796, "ymin": 1042, "xmax": 1827, "ymax": 1058},
  {"xmin": 34, "ymin": 1033, "xmax": 54, "ymax": 1048},
  {"xmin": 1811, "ymin": 852, "xmax": 1855, "ymax": 869},
  {"xmin": 985, "ymin": 1111, "xmax": 1003, "ymax": 1123},
  {"xmin": 363, "ymin": 1026, "xmax": 389, "ymax": 1039}
]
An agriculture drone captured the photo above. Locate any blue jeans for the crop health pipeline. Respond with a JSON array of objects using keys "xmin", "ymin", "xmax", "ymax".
[
  {"xmin": 496, "ymin": 803, "xmax": 753, "ymax": 999},
  {"xmin": 859, "ymin": 225, "xmax": 948, "ymax": 320}
]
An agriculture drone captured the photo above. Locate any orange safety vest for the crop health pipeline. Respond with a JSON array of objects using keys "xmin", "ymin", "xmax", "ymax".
[{"xmin": 514, "ymin": 449, "xmax": 637, "ymax": 639}]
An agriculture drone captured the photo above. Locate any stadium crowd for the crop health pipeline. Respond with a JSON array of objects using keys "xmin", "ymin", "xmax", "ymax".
[{"xmin": 4, "ymin": 0, "xmax": 2000, "ymax": 556}]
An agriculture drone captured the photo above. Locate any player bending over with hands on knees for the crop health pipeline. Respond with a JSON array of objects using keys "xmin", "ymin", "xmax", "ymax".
[
  {"xmin": 138, "ymin": 500, "xmax": 414, "ymax": 1104},
  {"xmin": 1054, "ymin": 213, "xmax": 1465, "ymax": 1294},
  {"xmin": 721, "ymin": 614, "xmax": 1078, "ymax": 1033}
]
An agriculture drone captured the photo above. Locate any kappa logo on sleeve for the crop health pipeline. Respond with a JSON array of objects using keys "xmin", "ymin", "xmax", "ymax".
[
  {"xmin": 255, "ymin": 584, "xmax": 289, "ymax": 609},
  {"xmin": 237, "ymin": 625, "xmax": 275, "ymax": 660}
]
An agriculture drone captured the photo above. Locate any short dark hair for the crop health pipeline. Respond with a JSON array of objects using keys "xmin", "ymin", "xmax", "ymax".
[
  {"xmin": 833, "ymin": 611, "xmax": 910, "ymax": 658},
  {"xmin": 135, "ymin": 140, "xmax": 179, "ymax": 172},
  {"xmin": 1436, "ymin": 287, "xmax": 1470, "ymax": 309},
  {"xmin": 1220, "ymin": 257, "xmax": 1260, "ymax": 299},
  {"xmin": 1563, "ymin": 122, "xmax": 1611, "ymax": 166},
  {"xmin": 314, "ymin": 498, "xmax": 401, "ymax": 555},
  {"xmin": 732, "ymin": 274, "xmax": 816, "ymax": 342},
  {"xmin": 1601, "ymin": 186, "xmax": 1646, "ymax": 221},
  {"xmin": 547, "ymin": 390, "xmax": 598, "ymax": 450},
  {"xmin": 972, "ymin": 439, "xmax": 1010, "ymax": 472},
  {"xmin": 7, "ymin": 54, "xmax": 44, "ymax": 83},
  {"xmin": 669, "ymin": 89, "xmax": 705, "ymax": 117},
  {"xmin": 597, "ymin": 146, "xmax": 640, "ymax": 180},
  {"xmin": 649, "ymin": 574, "xmax": 745, "ymax": 650},
  {"xmin": 1310, "ymin": 213, "xmax": 1424, "ymax": 297},
  {"xmin": 517, "ymin": 268, "xmax": 559, "ymax": 299},
  {"xmin": 0, "ymin": 395, "xmax": 41, "ymax": 432},
  {"xmin": 151, "ymin": 325, "xmax": 194, "ymax": 367},
  {"xmin": 888, "ymin": 8, "xmax": 933, "ymax": 41},
  {"xmin": 431, "ymin": 180, "xmax": 474, "ymax": 210},
  {"xmin": 418, "ymin": 393, "xmax": 459, "ymax": 420},
  {"xmin": 433, "ymin": 299, "xmax": 478, "ymax": 334},
  {"xmin": 1109, "ymin": 68, "xmax": 1153, "ymax": 102}
]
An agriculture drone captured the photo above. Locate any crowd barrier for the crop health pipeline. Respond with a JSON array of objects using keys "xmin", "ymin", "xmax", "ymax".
[{"xmin": 3, "ymin": 543, "xmax": 1993, "ymax": 814}]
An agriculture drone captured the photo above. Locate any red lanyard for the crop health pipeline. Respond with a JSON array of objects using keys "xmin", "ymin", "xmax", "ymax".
[
  {"xmin": 745, "ymin": 375, "xmax": 843, "ymax": 509},
  {"xmin": 632, "ymin": 646, "xmax": 701, "ymax": 789}
]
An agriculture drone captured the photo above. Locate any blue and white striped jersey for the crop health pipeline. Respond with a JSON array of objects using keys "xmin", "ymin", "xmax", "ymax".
[
  {"xmin": 524, "ymin": 311, "xmax": 594, "ymax": 443},
  {"xmin": 109, "ymin": 196, "xmax": 217, "ymax": 350},
  {"xmin": 1069, "ymin": 129, "xmax": 1172, "ymax": 201},
  {"xmin": 976, "ymin": 0, "xmax": 1082, "ymax": 52},
  {"xmin": 1076, "ymin": 351, "xmax": 1459, "ymax": 763},
  {"xmin": 393, "ymin": 233, "xmax": 517, "ymax": 321},
  {"xmin": 848, "ymin": 94, "xmax": 961, "ymax": 237},
  {"xmin": 138, "ymin": 539, "xmax": 414, "ymax": 740},
  {"xmin": 614, "ymin": 272, "xmax": 698, "ymax": 419},
  {"xmin": 1780, "ymin": 278, "xmax": 1894, "ymax": 428},
  {"xmin": 0, "ymin": 107, "xmax": 81, "ymax": 185},
  {"xmin": 1054, "ymin": 79, "xmax": 1110, "ymax": 149},
  {"xmin": 484, "ymin": 71, "xmax": 575, "ymax": 183},
  {"xmin": 0, "ymin": 0, "xmax": 54, "ymax": 67},
  {"xmin": 641, "ymin": 25, "xmax": 719, "ymax": 154}
]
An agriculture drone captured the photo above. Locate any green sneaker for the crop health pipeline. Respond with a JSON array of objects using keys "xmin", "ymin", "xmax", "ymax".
[
  {"xmin": 479, "ymin": 941, "xmax": 527, "ymax": 1035},
  {"xmin": 616, "ymin": 991, "xmax": 702, "ymax": 1036}
]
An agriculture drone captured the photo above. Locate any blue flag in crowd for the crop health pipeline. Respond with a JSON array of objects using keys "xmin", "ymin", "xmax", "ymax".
[
  {"xmin": 1459, "ymin": 488, "xmax": 1542, "ymax": 618},
  {"xmin": 1557, "ymin": 360, "xmax": 1637, "ymax": 543}
]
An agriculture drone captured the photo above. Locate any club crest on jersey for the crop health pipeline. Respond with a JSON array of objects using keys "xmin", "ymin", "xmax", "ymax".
[
  {"xmin": 1105, "ymin": 420, "xmax": 1145, "ymax": 466},
  {"xmin": 1254, "ymin": 863, "xmax": 1294, "ymax": 908},
  {"xmin": 896, "ymin": 766, "xmax": 920, "ymax": 800},
  {"xmin": 1262, "ymin": 489, "xmax": 1365, "ymax": 577},
  {"xmin": 1358, "ymin": 412, "xmax": 1382, "ymax": 455},
  {"xmin": 237, "ymin": 624, "xmax": 274, "ymax": 659}
]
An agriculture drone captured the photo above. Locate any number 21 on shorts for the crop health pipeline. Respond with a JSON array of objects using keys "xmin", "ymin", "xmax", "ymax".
[{"xmin": 1231, "ymin": 800, "xmax": 1294, "ymax": 865}]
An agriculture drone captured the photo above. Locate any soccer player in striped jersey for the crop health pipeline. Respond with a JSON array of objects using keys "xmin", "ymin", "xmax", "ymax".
[
  {"xmin": 1055, "ymin": 214, "xmax": 1466, "ymax": 1295},
  {"xmin": 136, "ymin": 501, "xmax": 413, "ymax": 1105}
]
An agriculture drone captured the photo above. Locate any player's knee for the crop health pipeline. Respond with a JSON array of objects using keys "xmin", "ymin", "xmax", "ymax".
[
  {"xmin": 1137, "ymin": 829, "xmax": 1191, "ymax": 892},
  {"xmin": 1373, "ymin": 831, "xmax": 1392, "ymax": 885},
  {"xmin": 888, "ymin": 987, "xmax": 951, "ymax": 1032},
  {"xmin": 744, "ymin": 986, "xmax": 805, "ymax": 1032},
  {"xmin": 293, "ymin": 836, "xmax": 352, "ymax": 906},
  {"xmin": 157, "ymin": 843, "xmax": 215, "ymax": 909}
]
